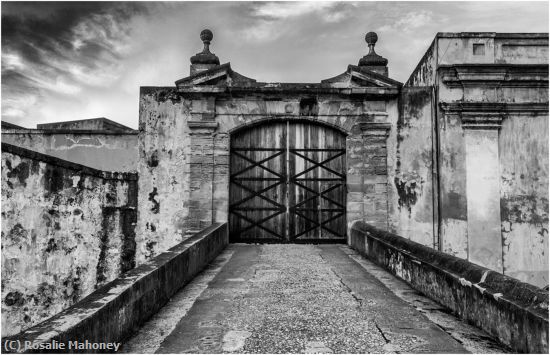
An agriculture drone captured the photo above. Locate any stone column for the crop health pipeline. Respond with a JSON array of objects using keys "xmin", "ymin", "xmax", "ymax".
[
  {"xmin": 347, "ymin": 120, "xmax": 391, "ymax": 238},
  {"xmin": 462, "ymin": 114, "xmax": 503, "ymax": 272}
]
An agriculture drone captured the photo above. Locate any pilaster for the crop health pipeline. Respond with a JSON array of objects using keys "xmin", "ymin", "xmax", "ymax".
[
  {"xmin": 438, "ymin": 102, "xmax": 505, "ymax": 272},
  {"xmin": 347, "ymin": 120, "xmax": 391, "ymax": 236},
  {"xmin": 185, "ymin": 98, "xmax": 219, "ymax": 234},
  {"xmin": 462, "ymin": 115, "xmax": 503, "ymax": 272}
]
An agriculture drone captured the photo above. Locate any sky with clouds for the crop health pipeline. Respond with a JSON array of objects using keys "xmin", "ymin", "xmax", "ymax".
[{"xmin": 2, "ymin": 1, "xmax": 548, "ymax": 129}]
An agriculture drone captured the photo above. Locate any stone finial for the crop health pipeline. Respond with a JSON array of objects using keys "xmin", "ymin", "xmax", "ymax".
[
  {"xmin": 190, "ymin": 29, "xmax": 220, "ymax": 65},
  {"xmin": 358, "ymin": 31, "xmax": 388, "ymax": 67}
]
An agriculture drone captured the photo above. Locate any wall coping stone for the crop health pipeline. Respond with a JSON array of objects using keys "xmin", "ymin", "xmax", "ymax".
[
  {"xmin": 352, "ymin": 222, "xmax": 549, "ymax": 313},
  {"xmin": 1, "ymin": 143, "xmax": 138, "ymax": 181},
  {"xmin": 350, "ymin": 221, "xmax": 549, "ymax": 353},
  {"xmin": 1, "ymin": 129, "xmax": 138, "ymax": 135}
]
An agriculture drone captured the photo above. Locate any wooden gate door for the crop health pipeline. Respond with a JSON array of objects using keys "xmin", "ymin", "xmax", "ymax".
[{"xmin": 229, "ymin": 121, "xmax": 346, "ymax": 243}]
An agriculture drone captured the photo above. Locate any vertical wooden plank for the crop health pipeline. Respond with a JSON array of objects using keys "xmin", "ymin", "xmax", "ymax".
[
  {"xmin": 288, "ymin": 121, "xmax": 296, "ymax": 241},
  {"xmin": 320, "ymin": 124, "xmax": 329, "ymax": 239}
]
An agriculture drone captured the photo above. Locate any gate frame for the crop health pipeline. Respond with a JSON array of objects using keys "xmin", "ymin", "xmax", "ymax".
[
  {"xmin": 226, "ymin": 117, "xmax": 352, "ymax": 243},
  {"xmin": 186, "ymin": 113, "xmax": 392, "ymax": 245}
]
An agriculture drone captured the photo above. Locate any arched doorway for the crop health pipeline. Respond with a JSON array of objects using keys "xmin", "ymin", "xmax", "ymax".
[{"xmin": 229, "ymin": 120, "xmax": 347, "ymax": 243}]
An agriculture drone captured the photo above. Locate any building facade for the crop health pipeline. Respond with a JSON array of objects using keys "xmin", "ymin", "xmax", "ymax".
[
  {"xmin": 137, "ymin": 30, "xmax": 548, "ymax": 287},
  {"xmin": 405, "ymin": 33, "xmax": 548, "ymax": 287}
]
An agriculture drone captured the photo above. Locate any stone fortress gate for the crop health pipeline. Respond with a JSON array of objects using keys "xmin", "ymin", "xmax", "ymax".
[{"xmin": 137, "ymin": 30, "xmax": 401, "ymax": 259}]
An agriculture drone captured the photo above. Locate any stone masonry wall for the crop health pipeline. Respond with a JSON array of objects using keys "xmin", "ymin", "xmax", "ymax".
[{"xmin": 1, "ymin": 143, "xmax": 137, "ymax": 336}]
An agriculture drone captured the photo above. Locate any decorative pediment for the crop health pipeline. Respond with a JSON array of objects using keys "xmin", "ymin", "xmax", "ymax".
[
  {"xmin": 321, "ymin": 65, "xmax": 402, "ymax": 89},
  {"xmin": 175, "ymin": 63, "xmax": 256, "ymax": 89}
]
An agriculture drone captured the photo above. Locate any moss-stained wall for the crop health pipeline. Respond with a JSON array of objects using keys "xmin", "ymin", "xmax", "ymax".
[
  {"xmin": 436, "ymin": 108, "xmax": 469, "ymax": 258},
  {"xmin": 389, "ymin": 87, "xmax": 435, "ymax": 247},
  {"xmin": 500, "ymin": 115, "xmax": 549, "ymax": 287},
  {"xmin": 433, "ymin": 33, "xmax": 549, "ymax": 286},
  {"xmin": 402, "ymin": 33, "xmax": 548, "ymax": 287},
  {"xmin": 136, "ymin": 87, "xmax": 192, "ymax": 264},
  {"xmin": 1, "ymin": 131, "xmax": 138, "ymax": 172},
  {"xmin": 1, "ymin": 143, "xmax": 137, "ymax": 336}
]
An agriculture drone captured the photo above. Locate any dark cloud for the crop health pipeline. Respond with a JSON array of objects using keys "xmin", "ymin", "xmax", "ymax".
[
  {"xmin": 2, "ymin": 2, "xmax": 146, "ymax": 63},
  {"xmin": 1, "ymin": 1, "xmax": 149, "ymax": 124}
]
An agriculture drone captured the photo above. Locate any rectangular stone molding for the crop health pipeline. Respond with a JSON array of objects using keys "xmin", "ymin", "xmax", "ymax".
[{"xmin": 464, "ymin": 129, "xmax": 503, "ymax": 272}]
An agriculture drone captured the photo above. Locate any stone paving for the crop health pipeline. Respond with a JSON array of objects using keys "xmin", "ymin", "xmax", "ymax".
[{"xmin": 122, "ymin": 244, "xmax": 508, "ymax": 354}]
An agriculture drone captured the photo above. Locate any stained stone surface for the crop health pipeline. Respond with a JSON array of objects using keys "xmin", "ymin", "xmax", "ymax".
[{"xmin": 123, "ymin": 244, "xmax": 508, "ymax": 354}]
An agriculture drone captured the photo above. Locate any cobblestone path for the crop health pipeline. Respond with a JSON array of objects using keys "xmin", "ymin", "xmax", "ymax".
[{"xmin": 122, "ymin": 244, "xmax": 507, "ymax": 354}]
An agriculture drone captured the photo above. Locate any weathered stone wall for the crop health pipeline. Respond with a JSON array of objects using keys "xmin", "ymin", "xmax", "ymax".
[
  {"xmin": 2, "ymin": 223, "xmax": 228, "ymax": 354},
  {"xmin": 500, "ymin": 114, "xmax": 549, "ymax": 287},
  {"xmin": 1, "ymin": 130, "xmax": 138, "ymax": 172},
  {"xmin": 437, "ymin": 33, "xmax": 548, "ymax": 65},
  {"xmin": 1, "ymin": 143, "xmax": 137, "ymax": 336},
  {"xmin": 402, "ymin": 33, "xmax": 549, "ymax": 287},
  {"xmin": 405, "ymin": 38, "xmax": 437, "ymax": 87},
  {"xmin": 136, "ymin": 87, "xmax": 191, "ymax": 264},
  {"xmin": 388, "ymin": 87, "xmax": 435, "ymax": 248},
  {"xmin": 434, "ymin": 34, "xmax": 549, "ymax": 286},
  {"xmin": 435, "ymin": 105, "xmax": 469, "ymax": 259}
]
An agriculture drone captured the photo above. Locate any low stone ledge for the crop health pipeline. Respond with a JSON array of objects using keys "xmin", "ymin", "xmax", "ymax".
[
  {"xmin": 1, "ymin": 223, "xmax": 228, "ymax": 353},
  {"xmin": 1, "ymin": 129, "xmax": 138, "ymax": 135},
  {"xmin": 350, "ymin": 221, "xmax": 549, "ymax": 354}
]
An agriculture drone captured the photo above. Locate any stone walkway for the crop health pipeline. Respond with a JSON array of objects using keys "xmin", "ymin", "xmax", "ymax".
[{"xmin": 122, "ymin": 244, "xmax": 508, "ymax": 354}]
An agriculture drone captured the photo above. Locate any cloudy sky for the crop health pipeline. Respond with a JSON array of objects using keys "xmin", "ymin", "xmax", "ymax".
[{"xmin": 2, "ymin": 1, "xmax": 548, "ymax": 129}]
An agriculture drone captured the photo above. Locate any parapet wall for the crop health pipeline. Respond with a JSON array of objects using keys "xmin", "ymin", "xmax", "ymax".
[
  {"xmin": 1, "ymin": 129, "xmax": 138, "ymax": 172},
  {"xmin": 1, "ymin": 143, "xmax": 138, "ymax": 336},
  {"xmin": 1, "ymin": 223, "xmax": 228, "ymax": 354},
  {"xmin": 350, "ymin": 221, "xmax": 549, "ymax": 354}
]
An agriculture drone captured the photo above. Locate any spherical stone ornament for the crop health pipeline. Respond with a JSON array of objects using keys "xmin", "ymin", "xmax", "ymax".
[
  {"xmin": 365, "ymin": 32, "xmax": 378, "ymax": 45},
  {"xmin": 191, "ymin": 28, "xmax": 220, "ymax": 65},
  {"xmin": 200, "ymin": 29, "xmax": 213, "ymax": 43}
]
